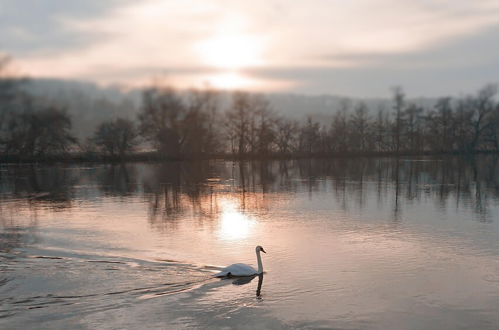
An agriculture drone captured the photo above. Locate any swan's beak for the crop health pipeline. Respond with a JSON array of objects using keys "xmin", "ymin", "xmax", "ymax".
[{"xmin": 261, "ymin": 248, "xmax": 266, "ymax": 253}]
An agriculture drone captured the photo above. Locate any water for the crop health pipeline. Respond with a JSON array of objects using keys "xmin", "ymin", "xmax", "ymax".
[{"xmin": 1, "ymin": 157, "xmax": 499, "ymax": 329}]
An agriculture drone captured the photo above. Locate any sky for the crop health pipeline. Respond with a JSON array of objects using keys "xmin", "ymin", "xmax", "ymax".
[{"xmin": 1, "ymin": 0, "xmax": 499, "ymax": 97}]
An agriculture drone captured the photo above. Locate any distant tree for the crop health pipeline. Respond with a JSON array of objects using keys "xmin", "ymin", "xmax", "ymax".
[
  {"xmin": 226, "ymin": 91, "xmax": 252, "ymax": 155},
  {"xmin": 403, "ymin": 103, "xmax": 424, "ymax": 152},
  {"xmin": 3, "ymin": 102, "xmax": 76, "ymax": 157},
  {"xmin": 299, "ymin": 117, "xmax": 321, "ymax": 154},
  {"xmin": 0, "ymin": 54, "xmax": 14, "ymax": 104},
  {"xmin": 468, "ymin": 84, "xmax": 497, "ymax": 151},
  {"xmin": 426, "ymin": 97, "xmax": 454, "ymax": 152},
  {"xmin": 372, "ymin": 106, "xmax": 390, "ymax": 152},
  {"xmin": 0, "ymin": 56, "xmax": 76, "ymax": 159},
  {"xmin": 0, "ymin": 54, "xmax": 27, "ymax": 154},
  {"xmin": 329, "ymin": 99, "xmax": 350, "ymax": 152},
  {"xmin": 254, "ymin": 96, "xmax": 277, "ymax": 155},
  {"xmin": 183, "ymin": 88, "xmax": 222, "ymax": 154},
  {"xmin": 225, "ymin": 92, "xmax": 275, "ymax": 156},
  {"xmin": 349, "ymin": 102, "xmax": 370, "ymax": 152},
  {"xmin": 391, "ymin": 86, "xmax": 406, "ymax": 153},
  {"xmin": 138, "ymin": 86, "xmax": 221, "ymax": 157},
  {"xmin": 93, "ymin": 118, "xmax": 138, "ymax": 157},
  {"xmin": 453, "ymin": 97, "xmax": 475, "ymax": 153},
  {"xmin": 275, "ymin": 118, "xmax": 299, "ymax": 154},
  {"xmin": 487, "ymin": 105, "xmax": 499, "ymax": 151},
  {"xmin": 138, "ymin": 86, "xmax": 185, "ymax": 157},
  {"xmin": 35, "ymin": 106, "xmax": 77, "ymax": 156}
]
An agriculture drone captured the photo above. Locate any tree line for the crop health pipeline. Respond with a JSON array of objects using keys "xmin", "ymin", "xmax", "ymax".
[{"xmin": 1, "ymin": 57, "xmax": 499, "ymax": 160}]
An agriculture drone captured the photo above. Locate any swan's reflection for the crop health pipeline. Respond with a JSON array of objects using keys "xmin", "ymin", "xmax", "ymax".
[
  {"xmin": 256, "ymin": 274, "xmax": 264, "ymax": 298},
  {"xmin": 229, "ymin": 274, "xmax": 264, "ymax": 298},
  {"xmin": 231, "ymin": 275, "xmax": 256, "ymax": 286}
]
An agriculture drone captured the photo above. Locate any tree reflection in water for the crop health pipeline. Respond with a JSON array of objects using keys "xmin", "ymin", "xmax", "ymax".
[
  {"xmin": 0, "ymin": 156, "xmax": 497, "ymax": 232},
  {"xmin": 126, "ymin": 156, "xmax": 498, "ymax": 227}
]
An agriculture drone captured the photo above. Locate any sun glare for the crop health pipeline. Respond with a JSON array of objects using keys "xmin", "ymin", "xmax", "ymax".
[
  {"xmin": 197, "ymin": 34, "xmax": 264, "ymax": 70},
  {"xmin": 218, "ymin": 199, "xmax": 254, "ymax": 241},
  {"xmin": 207, "ymin": 72, "xmax": 254, "ymax": 90}
]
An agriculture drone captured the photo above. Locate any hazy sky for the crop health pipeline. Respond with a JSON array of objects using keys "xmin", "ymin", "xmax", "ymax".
[{"xmin": 2, "ymin": 0, "xmax": 499, "ymax": 97}]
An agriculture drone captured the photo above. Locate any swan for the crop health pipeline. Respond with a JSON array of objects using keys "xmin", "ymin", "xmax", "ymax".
[{"xmin": 214, "ymin": 246, "xmax": 266, "ymax": 277}]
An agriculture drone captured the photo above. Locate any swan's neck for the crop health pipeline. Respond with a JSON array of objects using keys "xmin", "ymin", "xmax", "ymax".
[{"xmin": 256, "ymin": 250, "xmax": 263, "ymax": 274}]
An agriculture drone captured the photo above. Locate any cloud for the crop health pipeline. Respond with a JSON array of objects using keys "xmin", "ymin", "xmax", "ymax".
[
  {"xmin": 0, "ymin": 0, "xmax": 134, "ymax": 55},
  {"xmin": 2, "ymin": 0, "xmax": 499, "ymax": 95},
  {"xmin": 248, "ymin": 25, "xmax": 499, "ymax": 97}
]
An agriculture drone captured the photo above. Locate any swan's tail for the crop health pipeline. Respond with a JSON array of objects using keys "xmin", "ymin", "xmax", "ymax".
[{"xmin": 213, "ymin": 271, "xmax": 230, "ymax": 278}]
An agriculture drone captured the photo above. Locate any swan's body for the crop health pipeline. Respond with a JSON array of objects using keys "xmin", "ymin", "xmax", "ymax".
[
  {"xmin": 214, "ymin": 246, "xmax": 266, "ymax": 277},
  {"xmin": 216, "ymin": 263, "xmax": 258, "ymax": 277}
]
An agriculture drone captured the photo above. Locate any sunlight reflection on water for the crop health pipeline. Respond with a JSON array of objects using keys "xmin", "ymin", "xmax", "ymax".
[{"xmin": 218, "ymin": 198, "xmax": 255, "ymax": 241}]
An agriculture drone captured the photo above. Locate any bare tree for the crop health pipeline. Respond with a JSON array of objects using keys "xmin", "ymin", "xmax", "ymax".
[
  {"xmin": 93, "ymin": 118, "xmax": 138, "ymax": 157},
  {"xmin": 254, "ymin": 96, "xmax": 277, "ymax": 155},
  {"xmin": 185, "ymin": 88, "xmax": 221, "ymax": 154},
  {"xmin": 404, "ymin": 103, "xmax": 424, "ymax": 152},
  {"xmin": 468, "ymin": 84, "xmax": 497, "ymax": 151},
  {"xmin": 138, "ymin": 86, "xmax": 185, "ymax": 157},
  {"xmin": 330, "ymin": 98, "xmax": 350, "ymax": 152},
  {"xmin": 299, "ymin": 117, "xmax": 321, "ymax": 154},
  {"xmin": 349, "ymin": 102, "xmax": 370, "ymax": 152},
  {"xmin": 0, "ymin": 54, "xmax": 27, "ymax": 154},
  {"xmin": 225, "ymin": 91, "xmax": 251, "ymax": 155},
  {"xmin": 372, "ymin": 106, "xmax": 390, "ymax": 152},
  {"xmin": 225, "ymin": 92, "xmax": 276, "ymax": 156},
  {"xmin": 275, "ymin": 118, "xmax": 299, "ymax": 154},
  {"xmin": 4, "ymin": 101, "xmax": 76, "ymax": 157},
  {"xmin": 487, "ymin": 105, "xmax": 499, "ymax": 151},
  {"xmin": 392, "ymin": 86, "xmax": 406, "ymax": 153}
]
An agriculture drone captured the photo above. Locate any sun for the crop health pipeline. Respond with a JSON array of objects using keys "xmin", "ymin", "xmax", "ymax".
[
  {"xmin": 194, "ymin": 27, "xmax": 267, "ymax": 89},
  {"xmin": 196, "ymin": 34, "xmax": 264, "ymax": 70}
]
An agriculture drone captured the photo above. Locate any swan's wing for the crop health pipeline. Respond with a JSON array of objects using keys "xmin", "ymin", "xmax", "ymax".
[
  {"xmin": 228, "ymin": 263, "xmax": 257, "ymax": 275},
  {"xmin": 214, "ymin": 263, "xmax": 257, "ymax": 277}
]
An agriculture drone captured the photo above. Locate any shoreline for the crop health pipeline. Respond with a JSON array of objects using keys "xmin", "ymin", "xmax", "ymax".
[{"xmin": 0, "ymin": 150, "xmax": 497, "ymax": 164}]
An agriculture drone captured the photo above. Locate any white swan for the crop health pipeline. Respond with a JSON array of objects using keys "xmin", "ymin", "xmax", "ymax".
[{"xmin": 214, "ymin": 246, "xmax": 266, "ymax": 277}]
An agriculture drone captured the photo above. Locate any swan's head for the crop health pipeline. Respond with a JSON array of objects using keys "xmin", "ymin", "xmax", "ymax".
[{"xmin": 256, "ymin": 245, "xmax": 266, "ymax": 254}]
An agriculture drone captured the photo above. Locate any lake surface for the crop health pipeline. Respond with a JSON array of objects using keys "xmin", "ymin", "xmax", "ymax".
[{"xmin": 1, "ymin": 157, "xmax": 499, "ymax": 329}]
